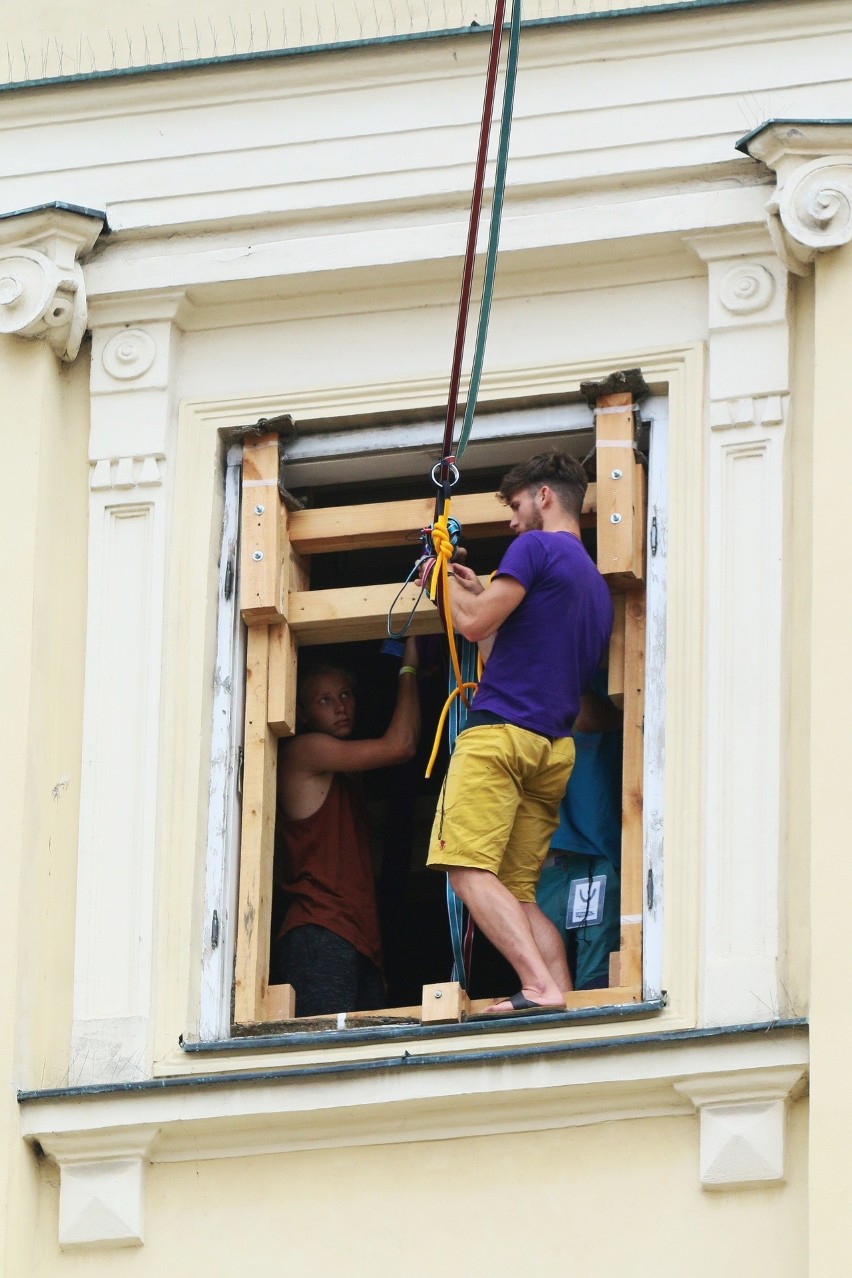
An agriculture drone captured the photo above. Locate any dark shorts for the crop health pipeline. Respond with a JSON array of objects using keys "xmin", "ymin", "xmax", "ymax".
[
  {"xmin": 536, "ymin": 851, "xmax": 621, "ymax": 990},
  {"xmin": 272, "ymin": 924, "xmax": 385, "ymax": 1018}
]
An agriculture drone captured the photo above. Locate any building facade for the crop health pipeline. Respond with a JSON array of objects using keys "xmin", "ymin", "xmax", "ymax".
[{"xmin": 3, "ymin": 1, "xmax": 851, "ymax": 1273}]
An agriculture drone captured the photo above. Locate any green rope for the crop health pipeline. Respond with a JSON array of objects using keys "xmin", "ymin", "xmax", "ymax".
[{"xmin": 454, "ymin": 0, "xmax": 522, "ymax": 463}]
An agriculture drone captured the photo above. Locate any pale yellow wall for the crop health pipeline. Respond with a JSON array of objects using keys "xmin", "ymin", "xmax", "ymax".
[
  {"xmin": 808, "ymin": 240, "xmax": 852, "ymax": 1277},
  {"xmin": 785, "ymin": 272, "xmax": 815, "ymax": 1018},
  {"xmin": 0, "ymin": 0, "xmax": 723, "ymax": 84},
  {"xmin": 28, "ymin": 1103, "xmax": 808, "ymax": 1276},
  {"xmin": 0, "ymin": 334, "xmax": 90, "ymax": 1277}
]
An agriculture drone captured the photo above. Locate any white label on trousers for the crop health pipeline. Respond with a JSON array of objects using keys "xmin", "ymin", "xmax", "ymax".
[{"xmin": 565, "ymin": 876, "xmax": 607, "ymax": 929}]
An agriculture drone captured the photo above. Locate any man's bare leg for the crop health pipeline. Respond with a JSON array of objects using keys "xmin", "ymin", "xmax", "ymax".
[
  {"xmin": 448, "ymin": 867, "xmax": 565, "ymax": 1008},
  {"xmin": 522, "ymin": 901, "xmax": 573, "ymax": 993}
]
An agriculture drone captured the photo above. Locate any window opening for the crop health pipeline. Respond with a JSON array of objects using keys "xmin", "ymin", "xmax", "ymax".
[{"xmin": 206, "ymin": 383, "xmax": 661, "ymax": 1035}]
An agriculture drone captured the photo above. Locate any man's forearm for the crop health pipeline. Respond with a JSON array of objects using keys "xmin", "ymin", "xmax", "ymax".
[{"xmin": 446, "ymin": 574, "xmax": 491, "ymax": 641}]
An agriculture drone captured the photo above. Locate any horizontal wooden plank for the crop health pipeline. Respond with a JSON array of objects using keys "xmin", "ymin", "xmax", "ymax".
[
  {"xmin": 288, "ymin": 485, "xmax": 597, "ymax": 554},
  {"xmin": 286, "ymin": 580, "xmax": 470, "ymax": 644},
  {"xmin": 235, "ymin": 985, "xmax": 643, "ymax": 1030},
  {"xmin": 288, "ymin": 567, "xmax": 634, "ymax": 647}
]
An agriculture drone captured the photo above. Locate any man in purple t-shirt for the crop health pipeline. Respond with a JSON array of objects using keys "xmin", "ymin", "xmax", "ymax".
[{"xmin": 426, "ymin": 451, "xmax": 613, "ymax": 1015}]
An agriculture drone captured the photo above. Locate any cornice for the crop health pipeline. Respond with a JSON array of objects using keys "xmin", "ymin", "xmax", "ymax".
[{"xmin": 0, "ymin": 1, "xmax": 826, "ymax": 108}]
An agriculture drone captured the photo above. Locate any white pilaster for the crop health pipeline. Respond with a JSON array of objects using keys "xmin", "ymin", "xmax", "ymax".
[
  {"xmin": 71, "ymin": 296, "xmax": 184, "ymax": 1084},
  {"xmin": 685, "ymin": 230, "xmax": 791, "ymax": 1026}
]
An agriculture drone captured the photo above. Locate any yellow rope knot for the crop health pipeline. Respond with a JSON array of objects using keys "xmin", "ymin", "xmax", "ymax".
[{"xmin": 428, "ymin": 511, "xmax": 455, "ymax": 602}]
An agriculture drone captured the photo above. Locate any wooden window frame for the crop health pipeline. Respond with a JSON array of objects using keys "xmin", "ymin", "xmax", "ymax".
[{"xmin": 232, "ymin": 393, "xmax": 649, "ymax": 1030}]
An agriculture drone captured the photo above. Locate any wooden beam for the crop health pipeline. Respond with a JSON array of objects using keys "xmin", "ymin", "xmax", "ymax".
[
  {"xmin": 288, "ymin": 485, "xmax": 597, "ymax": 555},
  {"xmin": 262, "ymin": 984, "xmax": 296, "ymax": 1021},
  {"xmin": 618, "ymin": 589, "xmax": 646, "ymax": 991},
  {"xmin": 286, "ymin": 572, "xmax": 639, "ymax": 647},
  {"xmin": 233, "ymin": 626, "xmax": 278, "ymax": 1025},
  {"xmin": 286, "ymin": 580, "xmax": 464, "ymax": 645},
  {"xmin": 268, "ymin": 546, "xmax": 309, "ymax": 736},
  {"xmin": 595, "ymin": 393, "xmax": 645, "ymax": 585},
  {"xmin": 240, "ymin": 434, "xmax": 285, "ymax": 624},
  {"xmin": 607, "ymin": 593, "xmax": 626, "ymax": 708},
  {"xmin": 267, "ymin": 622, "xmax": 299, "ymax": 736}
]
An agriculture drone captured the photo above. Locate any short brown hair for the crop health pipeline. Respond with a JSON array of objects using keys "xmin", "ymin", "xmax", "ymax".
[
  {"xmin": 497, "ymin": 450, "xmax": 588, "ymax": 520},
  {"xmin": 296, "ymin": 662, "xmax": 356, "ymax": 711}
]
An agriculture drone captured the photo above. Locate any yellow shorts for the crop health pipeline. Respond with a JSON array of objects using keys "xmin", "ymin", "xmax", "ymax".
[{"xmin": 426, "ymin": 724, "xmax": 575, "ymax": 903}]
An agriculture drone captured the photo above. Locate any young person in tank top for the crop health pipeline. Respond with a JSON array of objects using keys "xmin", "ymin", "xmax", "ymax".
[
  {"xmin": 425, "ymin": 451, "xmax": 613, "ymax": 1016},
  {"xmin": 273, "ymin": 635, "xmax": 420, "ymax": 1017}
]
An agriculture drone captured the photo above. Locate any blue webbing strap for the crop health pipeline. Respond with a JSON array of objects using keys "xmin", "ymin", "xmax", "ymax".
[{"xmin": 446, "ymin": 637, "xmax": 479, "ymax": 988}]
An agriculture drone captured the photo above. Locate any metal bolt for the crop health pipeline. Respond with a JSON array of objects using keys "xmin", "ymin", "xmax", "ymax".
[
  {"xmin": 252, "ymin": 550, "xmax": 264, "ymax": 561},
  {"xmin": 611, "ymin": 469, "xmax": 623, "ymax": 480},
  {"xmin": 434, "ymin": 990, "xmax": 443, "ymax": 999},
  {"xmin": 610, "ymin": 513, "xmax": 622, "ymax": 525},
  {"xmin": 253, "ymin": 504, "xmax": 265, "ymax": 516}
]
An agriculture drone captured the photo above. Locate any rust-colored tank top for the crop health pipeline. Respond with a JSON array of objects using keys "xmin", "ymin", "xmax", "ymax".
[{"xmin": 276, "ymin": 773, "xmax": 382, "ymax": 969}]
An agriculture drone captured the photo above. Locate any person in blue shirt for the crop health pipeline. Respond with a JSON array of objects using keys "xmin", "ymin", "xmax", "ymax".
[{"xmin": 536, "ymin": 670, "xmax": 623, "ymax": 990}]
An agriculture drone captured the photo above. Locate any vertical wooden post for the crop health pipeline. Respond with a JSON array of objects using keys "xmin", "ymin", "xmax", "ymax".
[
  {"xmin": 607, "ymin": 593, "xmax": 626, "ymax": 708},
  {"xmin": 594, "ymin": 392, "xmax": 646, "ymax": 586},
  {"xmin": 618, "ymin": 590, "xmax": 646, "ymax": 991},
  {"xmin": 583, "ymin": 368, "xmax": 648, "ymax": 588},
  {"xmin": 233, "ymin": 625, "xmax": 278, "ymax": 1024},
  {"xmin": 240, "ymin": 434, "xmax": 285, "ymax": 624},
  {"xmin": 268, "ymin": 539, "xmax": 310, "ymax": 738}
]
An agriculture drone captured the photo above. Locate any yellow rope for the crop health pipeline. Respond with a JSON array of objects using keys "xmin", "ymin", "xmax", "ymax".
[
  {"xmin": 425, "ymin": 683, "xmax": 480, "ymax": 778},
  {"xmin": 428, "ymin": 503, "xmax": 469, "ymax": 708}
]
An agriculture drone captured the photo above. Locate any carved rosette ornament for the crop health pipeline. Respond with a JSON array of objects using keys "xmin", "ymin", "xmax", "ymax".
[
  {"xmin": 101, "ymin": 328, "xmax": 157, "ymax": 380},
  {"xmin": 0, "ymin": 248, "xmax": 88, "ymax": 360},
  {"xmin": 719, "ymin": 263, "xmax": 776, "ymax": 316}
]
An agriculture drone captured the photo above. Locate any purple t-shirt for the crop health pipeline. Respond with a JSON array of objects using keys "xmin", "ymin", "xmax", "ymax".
[{"xmin": 471, "ymin": 531, "xmax": 613, "ymax": 738}]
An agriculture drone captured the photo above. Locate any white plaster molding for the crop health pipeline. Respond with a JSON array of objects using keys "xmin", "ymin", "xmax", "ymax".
[
  {"xmin": 54, "ymin": 1133, "xmax": 153, "ymax": 1250},
  {"xmin": 89, "ymin": 456, "xmax": 164, "ymax": 491},
  {"xmin": 739, "ymin": 123, "xmax": 852, "ymax": 273},
  {"xmin": 101, "ymin": 328, "xmax": 157, "ymax": 381},
  {"xmin": 709, "ymin": 394, "xmax": 787, "ymax": 432},
  {"xmin": 0, "ymin": 206, "xmax": 102, "ymax": 360},
  {"xmin": 22, "ymin": 1030, "xmax": 808, "ymax": 1248},
  {"xmin": 717, "ymin": 262, "xmax": 776, "ymax": 317},
  {"xmin": 674, "ymin": 1067, "xmax": 806, "ymax": 1190}
]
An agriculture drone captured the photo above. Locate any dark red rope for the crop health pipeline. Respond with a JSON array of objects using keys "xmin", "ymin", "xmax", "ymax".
[{"xmin": 439, "ymin": 2, "xmax": 508, "ymax": 481}]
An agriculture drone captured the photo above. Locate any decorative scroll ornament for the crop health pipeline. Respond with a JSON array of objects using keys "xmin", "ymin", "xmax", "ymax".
[
  {"xmin": 771, "ymin": 155, "xmax": 852, "ymax": 272},
  {"xmin": 719, "ymin": 263, "xmax": 776, "ymax": 316},
  {"xmin": 0, "ymin": 247, "xmax": 87, "ymax": 360},
  {"xmin": 102, "ymin": 328, "xmax": 157, "ymax": 381}
]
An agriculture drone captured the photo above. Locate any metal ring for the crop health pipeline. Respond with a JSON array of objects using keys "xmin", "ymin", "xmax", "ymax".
[{"xmin": 431, "ymin": 461, "xmax": 460, "ymax": 489}]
